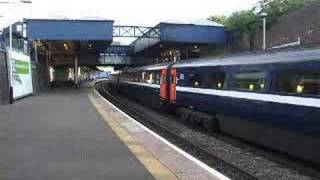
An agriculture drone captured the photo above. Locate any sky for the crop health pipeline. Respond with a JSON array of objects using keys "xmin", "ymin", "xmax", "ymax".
[{"xmin": 0, "ymin": 0, "xmax": 259, "ymax": 44}]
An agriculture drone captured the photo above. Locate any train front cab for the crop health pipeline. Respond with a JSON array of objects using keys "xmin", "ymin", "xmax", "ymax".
[
  {"xmin": 170, "ymin": 68, "xmax": 177, "ymax": 103},
  {"xmin": 159, "ymin": 65, "xmax": 176, "ymax": 110},
  {"xmin": 160, "ymin": 69, "xmax": 168, "ymax": 101}
]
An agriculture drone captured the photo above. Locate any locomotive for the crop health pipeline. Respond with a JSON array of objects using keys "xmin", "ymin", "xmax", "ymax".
[{"xmin": 111, "ymin": 48, "xmax": 320, "ymax": 164}]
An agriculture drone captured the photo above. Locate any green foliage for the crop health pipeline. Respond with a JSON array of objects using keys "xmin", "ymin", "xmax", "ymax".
[
  {"xmin": 207, "ymin": 15, "xmax": 228, "ymax": 25},
  {"xmin": 208, "ymin": 0, "xmax": 315, "ymax": 35},
  {"xmin": 224, "ymin": 10, "xmax": 257, "ymax": 34},
  {"xmin": 257, "ymin": 0, "xmax": 312, "ymax": 24}
]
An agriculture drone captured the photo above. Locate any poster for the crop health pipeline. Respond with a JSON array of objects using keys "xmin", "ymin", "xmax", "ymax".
[{"xmin": 11, "ymin": 50, "xmax": 33, "ymax": 99}]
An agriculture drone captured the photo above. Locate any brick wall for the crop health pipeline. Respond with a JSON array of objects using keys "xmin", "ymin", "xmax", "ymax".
[
  {"xmin": 254, "ymin": 1, "xmax": 320, "ymax": 49},
  {"xmin": 231, "ymin": 2, "xmax": 320, "ymax": 51}
]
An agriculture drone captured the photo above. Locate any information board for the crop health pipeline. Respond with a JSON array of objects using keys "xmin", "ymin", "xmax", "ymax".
[{"xmin": 11, "ymin": 50, "xmax": 33, "ymax": 99}]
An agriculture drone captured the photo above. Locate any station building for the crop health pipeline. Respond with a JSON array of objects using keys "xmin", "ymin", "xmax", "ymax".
[{"xmin": 0, "ymin": 18, "xmax": 228, "ymax": 104}]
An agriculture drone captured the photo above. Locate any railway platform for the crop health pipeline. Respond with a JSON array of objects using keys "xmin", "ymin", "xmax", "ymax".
[{"xmin": 0, "ymin": 81, "xmax": 228, "ymax": 180}]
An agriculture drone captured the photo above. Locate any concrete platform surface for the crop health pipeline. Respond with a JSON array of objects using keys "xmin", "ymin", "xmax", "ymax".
[
  {"xmin": 0, "ymin": 87, "xmax": 155, "ymax": 180},
  {"xmin": 90, "ymin": 84, "xmax": 229, "ymax": 180}
]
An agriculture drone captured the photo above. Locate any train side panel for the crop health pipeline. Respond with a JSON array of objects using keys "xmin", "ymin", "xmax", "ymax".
[{"xmin": 172, "ymin": 61, "xmax": 320, "ymax": 164}]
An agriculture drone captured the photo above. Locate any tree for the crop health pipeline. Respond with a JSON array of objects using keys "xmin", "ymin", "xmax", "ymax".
[
  {"xmin": 257, "ymin": 0, "xmax": 314, "ymax": 24},
  {"xmin": 207, "ymin": 15, "xmax": 228, "ymax": 25},
  {"xmin": 207, "ymin": 0, "xmax": 316, "ymax": 36},
  {"xmin": 224, "ymin": 10, "xmax": 257, "ymax": 35}
]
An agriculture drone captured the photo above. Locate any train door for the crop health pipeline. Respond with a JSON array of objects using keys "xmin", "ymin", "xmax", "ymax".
[
  {"xmin": 170, "ymin": 68, "xmax": 177, "ymax": 103},
  {"xmin": 160, "ymin": 69, "xmax": 167, "ymax": 100}
]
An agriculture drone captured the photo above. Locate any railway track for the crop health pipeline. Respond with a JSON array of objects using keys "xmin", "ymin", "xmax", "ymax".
[
  {"xmin": 95, "ymin": 81, "xmax": 258, "ymax": 180},
  {"xmin": 96, "ymin": 81, "xmax": 320, "ymax": 180}
]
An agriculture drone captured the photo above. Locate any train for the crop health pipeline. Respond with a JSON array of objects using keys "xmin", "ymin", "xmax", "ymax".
[{"xmin": 110, "ymin": 48, "xmax": 320, "ymax": 164}]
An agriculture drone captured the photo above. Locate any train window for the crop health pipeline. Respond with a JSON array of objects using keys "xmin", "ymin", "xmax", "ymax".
[
  {"xmin": 188, "ymin": 74, "xmax": 204, "ymax": 88},
  {"xmin": 180, "ymin": 74, "xmax": 185, "ymax": 80},
  {"xmin": 207, "ymin": 72, "xmax": 225, "ymax": 89},
  {"xmin": 134, "ymin": 72, "xmax": 140, "ymax": 82},
  {"xmin": 171, "ymin": 75, "xmax": 175, "ymax": 84},
  {"xmin": 277, "ymin": 73, "xmax": 320, "ymax": 96},
  {"xmin": 156, "ymin": 73, "xmax": 161, "ymax": 84},
  {"xmin": 150, "ymin": 71, "xmax": 160, "ymax": 84},
  {"xmin": 141, "ymin": 72, "xmax": 146, "ymax": 82},
  {"xmin": 142, "ymin": 71, "xmax": 152, "ymax": 83},
  {"xmin": 160, "ymin": 75, "xmax": 166, "ymax": 84},
  {"xmin": 129, "ymin": 72, "xmax": 139, "ymax": 82},
  {"xmin": 235, "ymin": 72, "xmax": 266, "ymax": 92},
  {"xmin": 148, "ymin": 73, "xmax": 153, "ymax": 84}
]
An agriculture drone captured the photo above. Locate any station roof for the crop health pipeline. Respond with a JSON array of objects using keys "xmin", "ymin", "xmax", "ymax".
[
  {"xmin": 131, "ymin": 21, "xmax": 228, "ymax": 54},
  {"xmin": 25, "ymin": 19, "xmax": 114, "ymax": 41},
  {"xmin": 161, "ymin": 19, "xmax": 224, "ymax": 27},
  {"xmin": 22, "ymin": 19, "xmax": 115, "ymax": 66},
  {"xmin": 1, "ymin": 18, "xmax": 228, "ymax": 66}
]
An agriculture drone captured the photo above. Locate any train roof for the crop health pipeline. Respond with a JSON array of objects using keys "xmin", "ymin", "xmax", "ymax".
[
  {"xmin": 127, "ymin": 63, "xmax": 172, "ymax": 72},
  {"xmin": 172, "ymin": 48, "xmax": 320, "ymax": 68},
  {"xmin": 124, "ymin": 48, "xmax": 320, "ymax": 73}
]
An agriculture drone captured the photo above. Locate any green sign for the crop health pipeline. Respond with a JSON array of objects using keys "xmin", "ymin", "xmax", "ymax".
[{"xmin": 14, "ymin": 59, "xmax": 30, "ymax": 74}]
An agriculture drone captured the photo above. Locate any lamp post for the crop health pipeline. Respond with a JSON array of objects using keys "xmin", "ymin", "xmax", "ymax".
[
  {"xmin": 0, "ymin": 0, "xmax": 32, "ymax": 103},
  {"xmin": 260, "ymin": 12, "xmax": 267, "ymax": 51}
]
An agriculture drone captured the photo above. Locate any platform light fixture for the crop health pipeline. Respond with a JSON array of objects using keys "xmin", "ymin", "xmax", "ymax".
[{"xmin": 260, "ymin": 12, "xmax": 267, "ymax": 50}]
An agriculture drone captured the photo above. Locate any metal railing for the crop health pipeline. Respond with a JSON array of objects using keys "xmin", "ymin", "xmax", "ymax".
[{"xmin": 113, "ymin": 26, "xmax": 160, "ymax": 38}]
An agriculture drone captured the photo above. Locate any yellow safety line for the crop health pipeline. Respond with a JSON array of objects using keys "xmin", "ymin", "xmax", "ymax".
[{"xmin": 88, "ymin": 93, "xmax": 179, "ymax": 180}]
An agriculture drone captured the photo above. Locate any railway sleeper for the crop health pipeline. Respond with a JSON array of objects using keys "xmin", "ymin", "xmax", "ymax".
[{"xmin": 177, "ymin": 108, "xmax": 220, "ymax": 132}]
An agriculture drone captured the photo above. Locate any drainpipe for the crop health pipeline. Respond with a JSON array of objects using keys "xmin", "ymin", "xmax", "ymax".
[{"xmin": 74, "ymin": 57, "xmax": 78, "ymax": 88}]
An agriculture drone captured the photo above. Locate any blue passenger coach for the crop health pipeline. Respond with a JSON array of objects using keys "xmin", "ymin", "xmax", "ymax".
[
  {"xmin": 171, "ymin": 49, "xmax": 320, "ymax": 164},
  {"xmin": 116, "ymin": 48, "xmax": 320, "ymax": 164}
]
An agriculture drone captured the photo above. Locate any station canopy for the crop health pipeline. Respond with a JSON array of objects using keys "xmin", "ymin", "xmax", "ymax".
[
  {"xmin": 19, "ymin": 18, "xmax": 228, "ymax": 66},
  {"xmin": 25, "ymin": 19, "xmax": 114, "ymax": 66},
  {"xmin": 131, "ymin": 20, "xmax": 228, "ymax": 55}
]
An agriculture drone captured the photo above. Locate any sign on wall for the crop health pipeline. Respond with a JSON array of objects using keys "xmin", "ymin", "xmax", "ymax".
[{"xmin": 10, "ymin": 50, "xmax": 33, "ymax": 99}]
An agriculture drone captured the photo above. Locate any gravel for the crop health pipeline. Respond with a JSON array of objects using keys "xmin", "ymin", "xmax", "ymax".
[{"xmin": 103, "ymin": 83, "xmax": 320, "ymax": 180}]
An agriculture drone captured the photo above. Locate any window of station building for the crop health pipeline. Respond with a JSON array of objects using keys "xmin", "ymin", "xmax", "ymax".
[
  {"xmin": 207, "ymin": 72, "xmax": 226, "ymax": 90},
  {"xmin": 234, "ymin": 72, "xmax": 266, "ymax": 92},
  {"xmin": 277, "ymin": 73, "xmax": 320, "ymax": 96}
]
